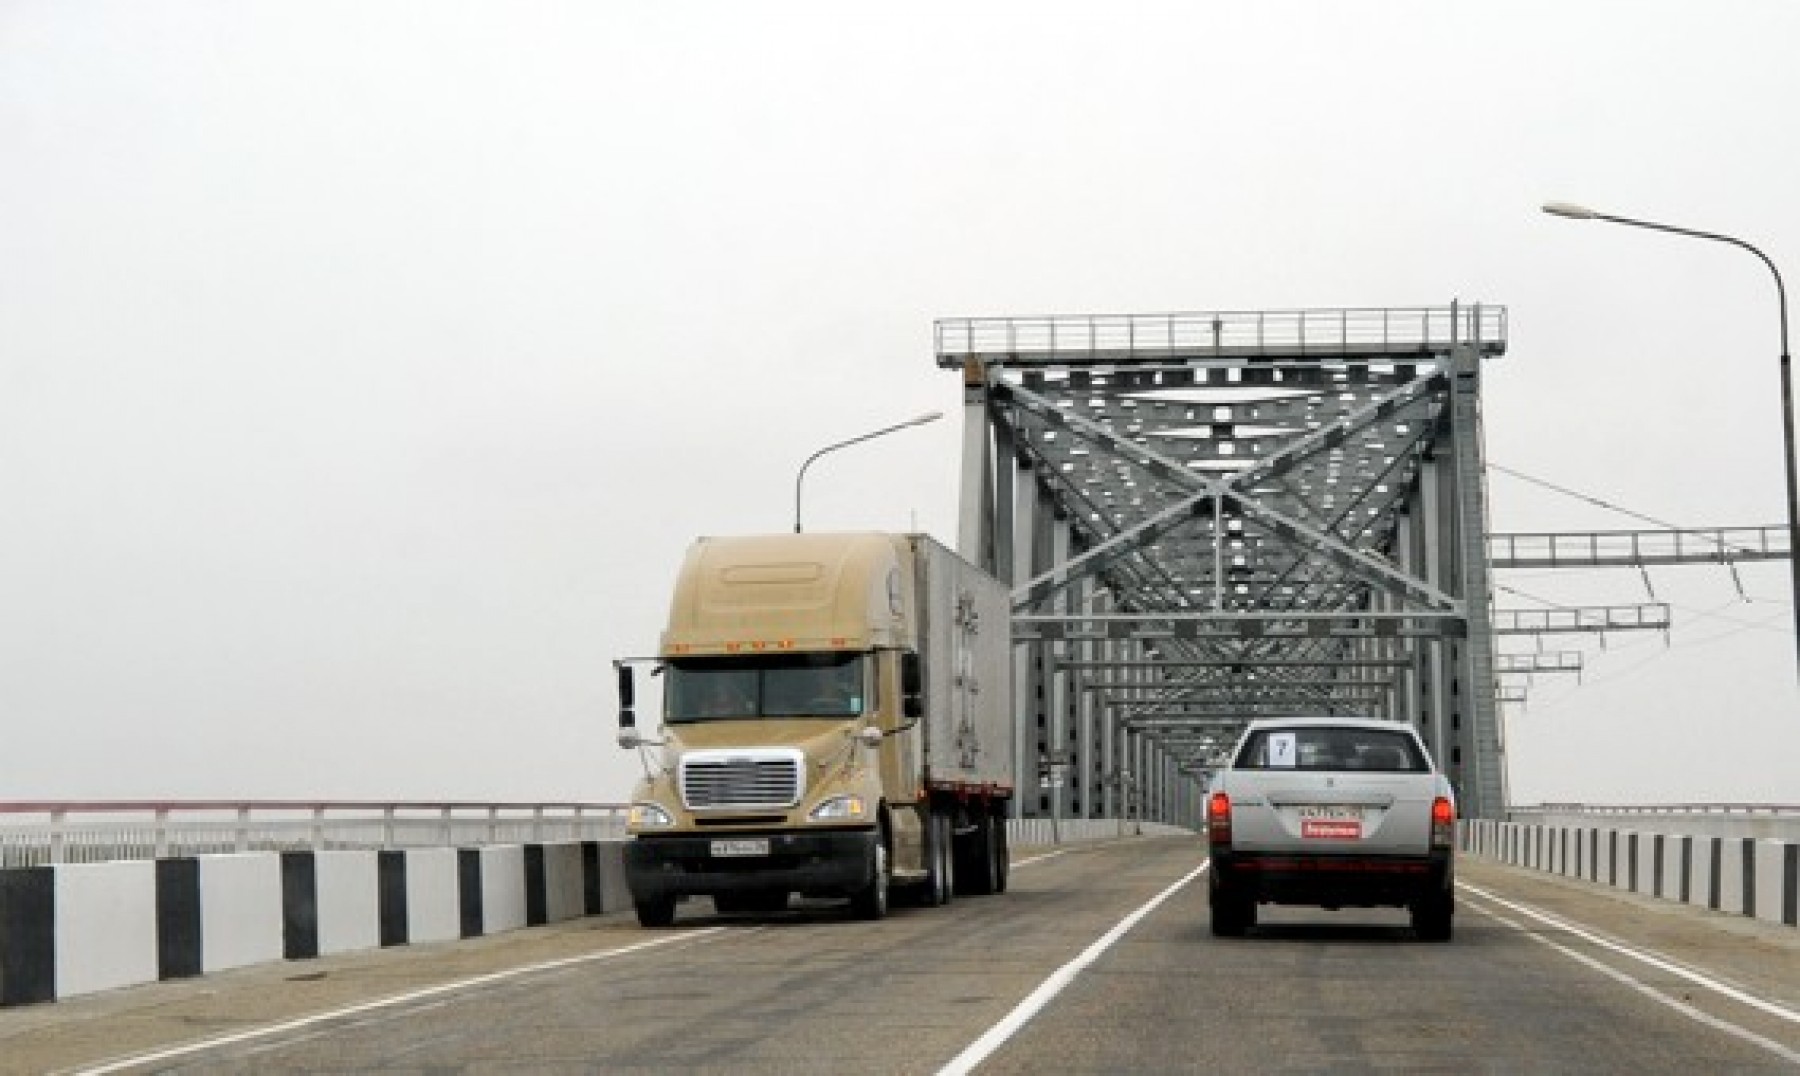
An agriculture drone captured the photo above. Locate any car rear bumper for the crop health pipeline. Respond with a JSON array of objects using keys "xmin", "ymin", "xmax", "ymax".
[
  {"xmin": 624, "ymin": 829, "xmax": 878, "ymax": 901},
  {"xmin": 1212, "ymin": 848, "xmax": 1453, "ymax": 908}
]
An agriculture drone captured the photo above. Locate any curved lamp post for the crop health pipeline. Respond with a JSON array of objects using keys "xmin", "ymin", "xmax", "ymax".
[
  {"xmin": 793, "ymin": 411, "xmax": 944, "ymax": 533},
  {"xmin": 1543, "ymin": 201, "xmax": 1798, "ymax": 678}
]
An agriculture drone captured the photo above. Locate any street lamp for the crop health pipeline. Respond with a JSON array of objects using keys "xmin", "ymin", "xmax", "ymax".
[
  {"xmin": 793, "ymin": 411, "xmax": 944, "ymax": 533},
  {"xmin": 1542, "ymin": 201, "xmax": 1798, "ymax": 677}
]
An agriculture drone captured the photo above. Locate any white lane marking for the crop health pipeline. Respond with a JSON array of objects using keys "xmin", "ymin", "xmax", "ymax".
[
  {"xmin": 1461, "ymin": 882, "xmax": 1800, "ymax": 1026},
  {"xmin": 937, "ymin": 857, "xmax": 1207, "ymax": 1076},
  {"xmin": 1464, "ymin": 894, "xmax": 1800, "ymax": 1066},
  {"xmin": 68, "ymin": 927, "xmax": 734, "ymax": 1075},
  {"xmin": 1010, "ymin": 849, "xmax": 1068, "ymax": 869}
]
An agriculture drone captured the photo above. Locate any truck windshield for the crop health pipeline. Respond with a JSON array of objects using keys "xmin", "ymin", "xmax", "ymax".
[
  {"xmin": 1234, "ymin": 726, "xmax": 1427, "ymax": 773},
  {"xmin": 666, "ymin": 653, "xmax": 866, "ymax": 722}
]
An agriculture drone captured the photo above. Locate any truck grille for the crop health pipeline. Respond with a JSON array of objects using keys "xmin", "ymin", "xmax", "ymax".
[{"xmin": 680, "ymin": 749, "xmax": 804, "ymax": 810}]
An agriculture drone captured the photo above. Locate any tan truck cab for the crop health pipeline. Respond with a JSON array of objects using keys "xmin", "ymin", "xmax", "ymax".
[{"xmin": 616, "ymin": 532, "xmax": 1014, "ymax": 927}]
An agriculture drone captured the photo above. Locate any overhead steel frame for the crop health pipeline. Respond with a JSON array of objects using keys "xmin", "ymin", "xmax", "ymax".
[{"xmin": 941, "ymin": 306, "xmax": 1514, "ymax": 821}]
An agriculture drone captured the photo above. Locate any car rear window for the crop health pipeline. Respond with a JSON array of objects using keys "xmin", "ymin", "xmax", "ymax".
[{"xmin": 1234, "ymin": 726, "xmax": 1427, "ymax": 773}]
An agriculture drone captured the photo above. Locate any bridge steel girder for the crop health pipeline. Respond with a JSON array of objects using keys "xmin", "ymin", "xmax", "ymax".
[
  {"xmin": 1489, "ymin": 526, "xmax": 1792, "ymax": 568},
  {"xmin": 943, "ymin": 304, "xmax": 1512, "ymax": 820}
]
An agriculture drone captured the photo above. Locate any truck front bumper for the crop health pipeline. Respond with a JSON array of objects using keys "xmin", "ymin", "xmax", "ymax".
[{"xmin": 624, "ymin": 829, "xmax": 879, "ymax": 901}]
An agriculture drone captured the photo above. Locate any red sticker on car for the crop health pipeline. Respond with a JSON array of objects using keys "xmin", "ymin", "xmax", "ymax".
[{"xmin": 1302, "ymin": 819, "xmax": 1362, "ymax": 839}]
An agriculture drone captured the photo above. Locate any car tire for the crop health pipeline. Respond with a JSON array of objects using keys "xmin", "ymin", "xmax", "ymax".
[
  {"xmin": 1411, "ymin": 890, "xmax": 1454, "ymax": 941},
  {"xmin": 715, "ymin": 891, "xmax": 787, "ymax": 915},
  {"xmin": 1209, "ymin": 874, "xmax": 1255, "ymax": 938},
  {"xmin": 634, "ymin": 895, "xmax": 676, "ymax": 929},
  {"xmin": 746, "ymin": 891, "xmax": 789, "ymax": 913}
]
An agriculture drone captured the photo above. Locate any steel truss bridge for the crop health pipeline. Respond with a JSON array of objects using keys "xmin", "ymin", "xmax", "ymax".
[{"xmin": 938, "ymin": 305, "xmax": 1791, "ymax": 823}]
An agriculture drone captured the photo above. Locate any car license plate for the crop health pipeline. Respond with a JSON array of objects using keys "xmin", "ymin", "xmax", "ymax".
[
  {"xmin": 710, "ymin": 838, "xmax": 770, "ymax": 857},
  {"xmin": 1297, "ymin": 805, "xmax": 1363, "ymax": 839}
]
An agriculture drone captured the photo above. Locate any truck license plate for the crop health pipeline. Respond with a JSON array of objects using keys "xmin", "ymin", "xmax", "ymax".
[
  {"xmin": 1297, "ymin": 805, "xmax": 1363, "ymax": 839},
  {"xmin": 710, "ymin": 839, "xmax": 770, "ymax": 857}
]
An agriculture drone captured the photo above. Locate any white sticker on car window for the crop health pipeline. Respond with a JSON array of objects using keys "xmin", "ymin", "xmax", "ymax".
[{"xmin": 1268, "ymin": 732, "xmax": 1297, "ymax": 768}]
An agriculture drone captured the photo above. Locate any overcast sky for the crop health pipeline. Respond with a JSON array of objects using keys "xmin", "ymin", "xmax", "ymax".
[{"xmin": 3, "ymin": 2, "xmax": 1797, "ymax": 808}]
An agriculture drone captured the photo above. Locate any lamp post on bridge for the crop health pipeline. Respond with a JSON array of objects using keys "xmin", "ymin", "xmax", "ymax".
[
  {"xmin": 793, "ymin": 411, "xmax": 944, "ymax": 533},
  {"xmin": 1541, "ymin": 201, "xmax": 1799, "ymax": 680}
]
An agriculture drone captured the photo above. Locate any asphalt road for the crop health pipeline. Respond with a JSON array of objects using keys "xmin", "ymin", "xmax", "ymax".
[{"xmin": 5, "ymin": 837, "xmax": 1799, "ymax": 1074}]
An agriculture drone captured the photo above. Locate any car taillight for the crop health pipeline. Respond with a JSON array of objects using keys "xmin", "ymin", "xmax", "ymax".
[
  {"xmin": 1207, "ymin": 791, "xmax": 1232, "ymax": 846},
  {"xmin": 1431, "ymin": 795, "xmax": 1455, "ymax": 848}
]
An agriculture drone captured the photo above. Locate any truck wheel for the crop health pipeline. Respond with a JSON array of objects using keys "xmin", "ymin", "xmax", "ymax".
[
  {"xmin": 1411, "ymin": 890, "xmax": 1454, "ymax": 941},
  {"xmin": 955, "ymin": 810, "xmax": 998, "ymax": 896},
  {"xmin": 850, "ymin": 841, "xmax": 889, "ymax": 920},
  {"xmin": 921, "ymin": 811, "xmax": 954, "ymax": 907},
  {"xmin": 993, "ymin": 811, "xmax": 1010, "ymax": 894},
  {"xmin": 634, "ymin": 895, "xmax": 676, "ymax": 929}
]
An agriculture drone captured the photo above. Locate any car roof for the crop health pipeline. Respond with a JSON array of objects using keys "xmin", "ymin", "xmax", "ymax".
[{"xmin": 1240, "ymin": 716, "xmax": 1416, "ymax": 733}]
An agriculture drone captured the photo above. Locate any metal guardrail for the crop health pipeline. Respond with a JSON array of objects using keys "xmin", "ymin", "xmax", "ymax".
[
  {"xmin": 0, "ymin": 802, "xmax": 1186, "ymax": 868},
  {"xmin": 1507, "ymin": 803, "xmax": 1800, "ymax": 841},
  {"xmin": 934, "ymin": 305, "xmax": 1508, "ymax": 362},
  {"xmin": 0, "ymin": 801, "xmax": 629, "ymax": 868},
  {"xmin": 1512, "ymin": 802, "xmax": 1800, "ymax": 817},
  {"xmin": 1489, "ymin": 526, "xmax": 1790, "ymax": 567}
]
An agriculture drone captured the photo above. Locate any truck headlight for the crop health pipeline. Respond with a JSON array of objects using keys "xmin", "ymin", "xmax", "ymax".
[
  {"xmin": 628, "ymin": 802, "xmax": 675, "ymax": 830},
  {"xmin": 808, "ymin": 795, "xmax": 868, "ymax": 821}
]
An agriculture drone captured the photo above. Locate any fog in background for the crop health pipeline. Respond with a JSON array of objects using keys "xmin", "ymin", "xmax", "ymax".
[{"xmin": 3, "ymin": 2, "xmax": 1796, "ymax": 807}]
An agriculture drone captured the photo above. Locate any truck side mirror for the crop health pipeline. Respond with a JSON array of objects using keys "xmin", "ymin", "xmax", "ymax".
[
  {"xmin": 901, "ymin": 652, "xmax": 923, "ymax": 720},
  {"xmin": 617, "ymin": 664, "xmax": 637, "ymax": 729}
]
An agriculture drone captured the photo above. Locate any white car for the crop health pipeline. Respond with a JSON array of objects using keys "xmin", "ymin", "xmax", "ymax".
[{"xmin": 1206, "ymin": 716, "xmax": 1456, "ymax": 940}]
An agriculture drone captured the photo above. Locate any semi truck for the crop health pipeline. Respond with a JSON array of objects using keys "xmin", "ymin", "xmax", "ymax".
[{"xmin": 614, "ymin": 531, "xmax": 1015, "ymax": 926}]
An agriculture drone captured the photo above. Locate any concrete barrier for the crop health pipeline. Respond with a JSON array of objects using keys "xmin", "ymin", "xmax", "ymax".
[
  {"xmin": 200, "ymin": 853, "xmax": 283, "ymax": 974},
  {"xmin": 1462, "ymin": 819, "xmax": 1799, "ymax": 931},
  {"xmin": 0, "ymin": 840, "xmax": 629, "ymax": 1007},
  {"xmin": 0, "ymin": 822, "xmax": 1173, "ymax": 1008},
  {"xmin": 56, "ymin": 861, "xmax": 157, "ymax": 1000}
]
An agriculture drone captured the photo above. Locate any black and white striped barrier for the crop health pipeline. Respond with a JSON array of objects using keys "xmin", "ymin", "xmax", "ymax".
[
  {"xmin": 0, "ymin": 841, "xmax": 630, "ymax": 1007},
  {"xmin": 1462, "ymin": 819, "xmax": 1800, "ymax": 929}
]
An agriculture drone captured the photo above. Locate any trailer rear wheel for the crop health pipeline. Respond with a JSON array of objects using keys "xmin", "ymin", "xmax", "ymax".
[
  {"xmin": 993, "ymin": 810, "xmax": 1010, "ymax": 894},
  {"xmin": 954, "ymin": 809, "xmax": 999, "ymax": 896},
  {"xmin": 919, "ymin": 810, "xmax": 954, "ymax": 906}
]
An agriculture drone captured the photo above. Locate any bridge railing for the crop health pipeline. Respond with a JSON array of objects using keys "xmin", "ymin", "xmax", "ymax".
[
  {"xmin": 0, "ymin": 801, "xmax": 629, "ymax": 868},
  {"xmin": 1514, "ymin": 802, "xmax": 1800, "ymax": 816},
  {"xmin": 1509, "ymin": 802, "xmax": 1800, "ymax": 842},
  {"xmin": 935, "ymin": 305, "xmax": 1508, "ymax": 362},
  {"xmin": 0, "ymin": 801, "xmax": 1190, "ymax": 868}
]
